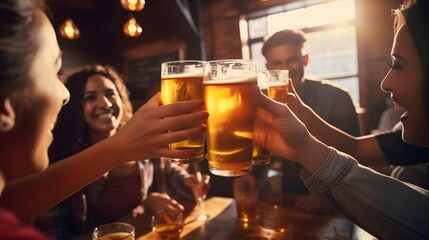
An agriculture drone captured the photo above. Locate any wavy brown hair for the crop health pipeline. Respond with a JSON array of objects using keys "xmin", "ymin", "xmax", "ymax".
[
  {"xmin": 49, "ymin": 65, "xmax": 133, "ymax": 162},
  {"xmin": 0, "ymin": 0, "xmax": 45, "ymax": 108}
]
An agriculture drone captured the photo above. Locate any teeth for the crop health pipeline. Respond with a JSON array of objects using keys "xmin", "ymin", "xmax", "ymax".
[{"xmin": 97, "ymin": 113, "xmax": 113, "ymax": 119}]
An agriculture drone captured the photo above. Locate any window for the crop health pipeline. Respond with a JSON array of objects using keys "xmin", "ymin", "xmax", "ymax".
[{"xmin": 240, "ymin": 0, "xmax": 359, "ymax": 106}]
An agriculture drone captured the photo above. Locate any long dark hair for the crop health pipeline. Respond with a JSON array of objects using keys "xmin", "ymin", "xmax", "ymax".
[
  {"xmin": 0, "ymin": 0, "xmax": 45, "ymax": 103},
  {"xmin": 394, "ymin": 0, "xmax": 429, "ymax": 117},
  {"xmin": 49, "ymin": 65, "xmax": 133, "ymax": 162}
]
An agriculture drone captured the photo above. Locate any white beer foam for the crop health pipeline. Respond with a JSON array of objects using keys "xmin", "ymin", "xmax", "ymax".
[
  {"xmin": 203, "ymin": 76, "xmax": 257, "ymax": 84},
  {"xmin": 161, "ymin": 73, "xmax": 203, "ymax": 79}
]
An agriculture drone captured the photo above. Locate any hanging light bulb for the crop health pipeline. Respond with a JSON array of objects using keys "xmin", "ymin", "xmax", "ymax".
[
  {"xmin": 59, "ymin": 18, "xmax": 80, "ymax": 40},
  {"xmin": 123, "ymin": 17, "xmax": 142, "ymax": 37},
  {"xmin": 121, "ymin": 0, "xmax": 145, "ymax": 11}
]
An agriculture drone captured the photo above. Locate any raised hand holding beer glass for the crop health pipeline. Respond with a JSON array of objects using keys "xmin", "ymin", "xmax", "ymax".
[
  {"xmin": 161, "ymin": 61, "xmax": 206, "ymax": 164},
  {"xmin": 267, "ymin": 70, "xmax": 289, "ymax": 104},
  {"xmin": 204, "ymin": 59, "xmax": 258, "ymax": 177}
]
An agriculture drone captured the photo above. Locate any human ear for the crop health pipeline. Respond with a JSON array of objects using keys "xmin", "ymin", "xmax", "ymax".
[
  {"xmin": 0, "ymin": 98, "xmax": 16, "ymax": 132},
  {"xmin": 303, "ymin": 54, "xmax": 309, "ymax": 66}
]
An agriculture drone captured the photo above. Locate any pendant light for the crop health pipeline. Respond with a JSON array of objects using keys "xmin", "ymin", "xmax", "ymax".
[
  {"xmin": 59, "ymin": 18, "xmax": 80, "ymax": 40},
  {"xmin": 120, "ymin": 0, "xmax": 145, "ymax": 11},
  {"xmin": 123, "ymin": 16, "xmax": 142, "ymax": 37}
]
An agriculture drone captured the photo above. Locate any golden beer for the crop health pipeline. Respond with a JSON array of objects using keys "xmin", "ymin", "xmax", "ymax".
[
  {"xmin": 268, "ymin": 82, "xmax": 289, "ymax": 104},
  {"xmin": 204, "ymin": 78, "xmax": 257, "ymax": 176},
  {"xmin": 153, "ymin": 222, "xmax": 183, "ymax": 240},
  {"xmin": 258, "ymin": 205, "xmax": 294, "ymax": 240},
  {"xmin": 161, "ymin": 60, "xmax": 205, "ymax": 164},
  {"xmin": 236, "ymin": 198, "xmax": 258, "ymax": 222},
  {"xmin": 252, "ymin": 143, "xmax": 271, "ymax": 165},
  {"xmin": 92, "ymin": 222, "xmax": 135, "ymax": 240},
  {"xmin": 267, "ymin": 70, "xmax": 289, "ymax": 104},
  {"xmin": 252, "ymin": 87, "xmax": 270, "ymax": 165},
  {"xmin": 95, "ymin": 233, "xmax": 135, "ymax": 240}
]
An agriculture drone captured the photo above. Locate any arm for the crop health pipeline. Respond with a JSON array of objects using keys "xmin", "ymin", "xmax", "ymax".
[
  {"xmin": 255, "ymin": 92, "xmax": 429, "ymax": 239},
  {"xmin": 0, "ymin": 93, "xmax": 208, "ymax": 221},
  {"xmin": 304, "ymin": 149, "xmax": 429, "ymax": 239},
  {"xmin": 287, "ymin": 83, "xmax": 390, "ymax": 167}
]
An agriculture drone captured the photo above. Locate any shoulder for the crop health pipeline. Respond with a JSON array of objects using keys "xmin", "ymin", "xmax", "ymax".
[
  {"xmin": 304, "ymin": 78, "xmax": 350, "ymax": 94},
  {"xmin": 303, "ymin": 78, "xmax": 354, "ymax": 103}
]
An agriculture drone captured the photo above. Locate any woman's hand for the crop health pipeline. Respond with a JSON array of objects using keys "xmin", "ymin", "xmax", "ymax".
[
  {"xmin": 111, "ymin": 92, "xmax": 209, "ymax": 163},
  {"xmin": 145, "ymin": 192, "xmax": 184, "ymax": 218},
  {"xmin": 254, "ymin": 89, "xmax": 330, "ymax": 173},
  {"xmin": 254, "ymin": 89, "xmax": 311, "ymax": 162}
]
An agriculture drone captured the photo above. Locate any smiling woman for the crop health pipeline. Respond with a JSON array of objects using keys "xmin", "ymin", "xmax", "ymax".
[
  {"xmin": 33, "ymin": 65, "xmax": 203, "ymax": 238},
  {"xmin": 0, "ymin": 0, "xmax": 208, "ymax": 237},
  {"xmin": 48, "ymin": 65, "xmax": 133, "ymax": 161},
  {"xmin": 252, "ymin": 0, "xmax": 429, "ymax": 239}
]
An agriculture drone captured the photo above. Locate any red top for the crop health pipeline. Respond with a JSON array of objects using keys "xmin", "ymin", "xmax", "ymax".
[{"xmin": 0, "ymin": 207, "xmax": 52, "ymax": 239}]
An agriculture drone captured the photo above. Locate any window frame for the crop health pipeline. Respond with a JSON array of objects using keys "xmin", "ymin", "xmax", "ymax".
[{"xmin": 241, "ymin": 0, "xmax": 359, "ymax": 105}]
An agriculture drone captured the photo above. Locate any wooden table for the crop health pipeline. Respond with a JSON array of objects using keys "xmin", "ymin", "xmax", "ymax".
[
  {"xmin": 180, "ymin": 198, "xmax": 354, "ymax": 240},
  {"xmin": 73, "ymin": 197, "xmax": 354, "ymax": 240}
]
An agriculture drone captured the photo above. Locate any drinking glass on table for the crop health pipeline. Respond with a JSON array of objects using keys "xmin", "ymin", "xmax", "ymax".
[
  {"xmin": 161, "ymin": 60, "xmax": 206, "ymax": 164},
  {"xmin": 203, "ymin": 59, "xmax": 258, "ymax": 177},
  {"xmin": 267, "ymin": 70, "xmax": 289, "ymax": 104},
  {"xmin": 92, "ymin": 222, "xmax": 135, "ymax": 240},
  {"xmin": 252, "ymin": 71, "xmax": 271, "ymax": 165},
  {"xmin": 258, "ymin": 205, "xmax": 294, "ymax": 240},
  {"xmin": 189, "ymin": 162, "xmax": 211, "ymax": 221},
  {"xmin": 151, "ymin": 210, "xmax": 184, "ymax": 240},
  {"xmin": 233, "ymin": 174, "xmax": 259, "ymax": 223}
]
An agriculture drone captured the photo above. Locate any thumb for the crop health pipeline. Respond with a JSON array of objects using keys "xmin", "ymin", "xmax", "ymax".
[
  {"xmin": 257, "ymin": 89, "xmax": 291, "ymax": 119},
  {"xmin": 140, "ymin": 92, "xmax": 162, "ymax": 110}
]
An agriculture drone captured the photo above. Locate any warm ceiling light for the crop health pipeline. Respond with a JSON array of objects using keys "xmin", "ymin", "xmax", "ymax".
[
  {"xmin": 121, "ymin": 0, "xmax": 145, "ymax": 11},
  {"xmin": 123, "ymin": 17, "xmax": 142, "ymax": 37},
  {"xmin": 59, "ymin": 18, "xmax": 80, "ymax": 40}
]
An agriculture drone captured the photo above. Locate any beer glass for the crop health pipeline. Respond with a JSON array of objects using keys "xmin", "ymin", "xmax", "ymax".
[
  {"xmin": 203, "ymin": 59, "xmax": 258, "ymax": 177},
  {"xmin": 258, "ymin": 205, "xmax": 294, "ymax": 240},
  {"xmin": 190, "ymin": 162, "xmax": 211, "ymax": 221},
  {"xmin": 161, "ymin": 60, "xmax": 205, "ymax": 164},
  {"xmin": 233, "ymin": 174, "xmax": 259, "ymax": 223},
  {"xmin": 151, "ymin": 211, "xmax": 184, "ymax": 240},
  {"xmin": 252, "ymin": 71, "xmax": 271, "ymax": 165},
  {"xmin": 267, "ymin": 70, "xmax": 289, "ymax": 104},
  {"xmin": 92, "ymin": 222, "xmax": 135, "ymax": 240}
]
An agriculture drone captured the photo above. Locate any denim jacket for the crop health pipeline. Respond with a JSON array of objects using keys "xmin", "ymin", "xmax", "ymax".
[{"xmin": 302, "ymin": 148, "xmax": 429, "ymax": 240}]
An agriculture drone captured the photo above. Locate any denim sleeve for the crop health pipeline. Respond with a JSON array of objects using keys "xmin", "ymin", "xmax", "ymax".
[{"xmin": 301, "ymin": 148, "xmax": 429, "ymax": 240}]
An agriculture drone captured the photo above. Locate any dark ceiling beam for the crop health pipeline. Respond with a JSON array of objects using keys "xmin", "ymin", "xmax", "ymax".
[
  {"xmin": 174, "ymin": 0, "xmax": 201, "ymax": 38},
  {"xmin": 170, "ymin": 0, "xmax": 205, "ymax": 59}
]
